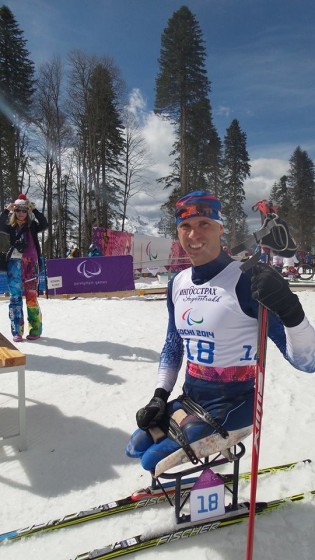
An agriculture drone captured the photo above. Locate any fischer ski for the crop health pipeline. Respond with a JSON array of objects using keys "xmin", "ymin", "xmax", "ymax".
[
  {"xmin": 0, "ymin": 459, "xmax": 310, "ymax": 544},
  {"xmin": 71, "ymin": 489, "xmax": 315, "ymax": 560}
]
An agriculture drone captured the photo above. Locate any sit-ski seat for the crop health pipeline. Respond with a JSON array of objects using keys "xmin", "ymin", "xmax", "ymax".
[
  {"xmin": 148, "ymin": 397, "xmax": 253, "ymax": 524},
  {"xmin": 154, "ymin": 424, "xmax": 253, "ymax": 477},
  {"xmin": 154, "ymin": 441, "xmax": 248, "ymax": 524}
]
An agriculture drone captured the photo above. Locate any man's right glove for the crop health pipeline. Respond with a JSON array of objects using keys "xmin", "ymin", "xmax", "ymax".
[
  {"xmin": 136, "ymin": 388, "xmax": 169, "ymax": 431},
  {"xmin": 251, "ymin": 263, "xmax": 304, "ymax": 327}
]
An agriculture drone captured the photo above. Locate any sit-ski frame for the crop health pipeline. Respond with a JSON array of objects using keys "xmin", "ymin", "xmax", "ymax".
[{"xmin": 152, "ymin": 442, "xmax": 246, "ymax": 524}]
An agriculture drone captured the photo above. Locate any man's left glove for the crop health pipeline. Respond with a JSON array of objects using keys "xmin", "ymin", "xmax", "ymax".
[
  {"xmin": 251, "ymin": 263, "xmax": 304, "ymax": 327},
  {"xmin": 136, "ymin": 388, "xmax": 169, "ymax": 431}
]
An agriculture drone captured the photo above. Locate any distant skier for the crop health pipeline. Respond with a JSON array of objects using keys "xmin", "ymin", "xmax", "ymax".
[{"xmin": 126, "ymin": 190, "xmax": 315, "ymax": 472}]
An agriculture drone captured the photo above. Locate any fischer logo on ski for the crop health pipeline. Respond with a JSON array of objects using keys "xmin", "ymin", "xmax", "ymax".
[{"xmin": 157, "ymin": 521, "xmax": 221, "ymax": 544}]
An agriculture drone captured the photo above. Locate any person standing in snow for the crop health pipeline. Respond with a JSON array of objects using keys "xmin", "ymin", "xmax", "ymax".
[
  {"xmin": 88, "ymin": 243, "xmax": 102, "ymax": 257},
  {"xmin": 0, "ymin": 194, "xmax": 48, "ymax": 342},
  {"xmin": 67, "ymin": 247, "xmax": 80, "ymax": 258},
  {"xmin": 272, "ymin": 253, "xmax": 283, "ymax": 273},
  {"xmin": 282, "ymin": 253, "xmax": 300, "ymax": 279},
  {"xmin": 126, "ymin": 190, "xmax": 315, "ymax": 471}
]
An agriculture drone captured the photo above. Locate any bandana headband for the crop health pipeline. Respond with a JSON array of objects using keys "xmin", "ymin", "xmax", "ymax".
[{"xmin": 175, "ymin": 191, "xmax": 223, "ymax": 226}]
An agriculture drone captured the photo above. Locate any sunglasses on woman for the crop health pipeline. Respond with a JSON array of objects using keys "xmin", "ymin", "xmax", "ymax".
[{"xmin": 15, "ymin": 209, "xmax": 28, "ymax": 213}]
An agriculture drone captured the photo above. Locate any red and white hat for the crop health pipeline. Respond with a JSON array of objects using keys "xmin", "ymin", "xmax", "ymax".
[{"xmin": 13, "ymin": 194, "xmax": 31, "ymax": 213}]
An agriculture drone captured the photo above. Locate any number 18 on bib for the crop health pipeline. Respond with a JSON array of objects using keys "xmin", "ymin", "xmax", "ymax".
[{"xmin": 190, "ymin": 469, "xmax": 225, "ymax": 522}]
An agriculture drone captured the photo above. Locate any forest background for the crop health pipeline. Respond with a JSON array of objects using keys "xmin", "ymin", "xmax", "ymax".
[{"xmin": 0, "ymin": 3, "xmax": 314, "ymax": 258}]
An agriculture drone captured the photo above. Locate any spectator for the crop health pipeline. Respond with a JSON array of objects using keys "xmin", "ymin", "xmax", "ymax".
[
  {"xmin": 67, "ymin": 247, "xmax": 80, "ymax": 258},
  {"xmin": 282, "ymin": 254, "xmax": 299, "ymax": 279},
  {"xmin": 88, "ymin": 243, "xmax": 102, "ymax": 257},
  {"xmin": 272, "ymin": 254, "xmax": 283, "ymax": 273},
  {"xmin": 0, "ymin": 194, "xmax": 48, "ymax": 342}
]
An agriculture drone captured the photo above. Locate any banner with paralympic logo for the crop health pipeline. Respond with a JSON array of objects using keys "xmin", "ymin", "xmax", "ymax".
[{"xmin": 46, "ymin": 255, "xmax": 134, "ymax": 295}]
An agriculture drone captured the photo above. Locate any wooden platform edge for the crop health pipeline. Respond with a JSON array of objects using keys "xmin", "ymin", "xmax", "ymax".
[{"xmin": 0, "ymin": 333, "xmax": 26, "ymax": 367}]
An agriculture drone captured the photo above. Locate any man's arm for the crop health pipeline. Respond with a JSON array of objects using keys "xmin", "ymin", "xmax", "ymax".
[
  {"xmin": 156, "ymin": 281, "xmax": 184, "ymax": 392},
  {"xmin": 136, "ymin": 281, "xmax": 184, "ymax": 431},
  {"xmin": 251, "ymin": 263, "xmax": 315, "ymax": 373}
]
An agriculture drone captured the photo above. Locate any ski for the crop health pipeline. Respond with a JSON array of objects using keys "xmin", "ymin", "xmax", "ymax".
[
  {"xmin": 72, "ymin": 489, "xmax": 315, "ymax": 560},
  {"xmin": 0, "ymin": 458, "xmax": 310, "ymax": 544}
]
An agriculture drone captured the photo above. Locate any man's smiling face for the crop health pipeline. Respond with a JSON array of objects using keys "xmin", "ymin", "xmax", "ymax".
[{"xmin": 177, "ymin": 216, "xmax": 224, "ymax": 266}]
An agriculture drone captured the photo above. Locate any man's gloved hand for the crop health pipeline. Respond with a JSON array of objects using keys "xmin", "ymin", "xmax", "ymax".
[
  {"xmin": 136, "ymin": 388, "xmax": 169, "ymax": 431},
  {"xmin": 251, "ymin": 263, "xmax": 304, "ymax": 327}
]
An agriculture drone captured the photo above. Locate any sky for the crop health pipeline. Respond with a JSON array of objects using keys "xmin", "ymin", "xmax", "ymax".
[
  {"xmin": 5, "ymin": 0, "xmax": 315, "ymax": 230},
  {"xmin": 0, "ymin": 280, "xmax": 315, "ymax": 559}
]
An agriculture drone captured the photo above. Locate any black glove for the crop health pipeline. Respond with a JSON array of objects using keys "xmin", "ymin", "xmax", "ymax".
[
  {"xmin": 136, "ymin": 388, "xmax": 169, "ymax": 431},
  {"xmin": 251, "ymin": 263, "xmax": 304, "ymax": 327}
]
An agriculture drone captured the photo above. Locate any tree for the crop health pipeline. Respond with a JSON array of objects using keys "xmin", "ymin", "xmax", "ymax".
[
  {"xmin": 222, "ymin": 119, "xmax": 250, "ymax": 247},
  {"xmin": 155, "ymin": 6, "xmax": 220, "ymax": 209},
  {"xmin": 0, "ymin": 5, "xmax": 35, "ymax": 204},
  {"xmin": 85, "ymin": 63, "xmax": 125, "ymax": 229},
  {"xmin": 287, "ymin": 146, "xmax": 315, "ymax": 251},
  {"xmin": 67, "ymin": 51, "xmax": 126, "ymax": 252},
  {"xmin": 33, "ymin": 56, "xmax": 73, "ymax": 258},
  {"xmin": 270, "ymin": 175, "xmax": 291, "ymax": 220},
  {"xmin": 120, "ymin": 107, "xmax": 151, "ymax": 231},
  {"xmin": 205, "ymin": 125, "xmax": 224, "ymax": 198}
]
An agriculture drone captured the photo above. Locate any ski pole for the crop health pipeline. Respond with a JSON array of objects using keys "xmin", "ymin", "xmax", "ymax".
[
  {"xmin": 246, "ymin": 211, "xmax": 271, "ymax": 560},
  {"xmin": 245, "ymin": 298, "xmax": 269, "ymax": 560}
]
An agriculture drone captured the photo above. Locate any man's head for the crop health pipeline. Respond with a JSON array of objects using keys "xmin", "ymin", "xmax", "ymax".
[{"xmin": 175, "ymin": 190, "xmax": 224, "ymax": 266}]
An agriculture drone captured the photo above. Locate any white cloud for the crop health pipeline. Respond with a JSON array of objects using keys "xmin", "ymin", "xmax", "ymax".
[
  {"xmin": 250, "ymin": 158, "xmax": 288, "ymax": 180},
  {"xmin": 142, "ymin": 113, "xmax": 175, "ymax": 173},
  {"xmin": 217, "ymin": 105, "xmax": 230, "ymax": 117},
  {"xmin": 124, "ymin": 91, "xmax": 175, "ymax": 221},
  {"xmin": 128, "ymin": 88, "xmax": 147, "ymax": 117}
]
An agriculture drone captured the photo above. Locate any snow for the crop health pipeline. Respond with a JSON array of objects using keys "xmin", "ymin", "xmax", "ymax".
[{"xmin": 0, "ymin": 279, "xmax": 315, "ymax": 560}]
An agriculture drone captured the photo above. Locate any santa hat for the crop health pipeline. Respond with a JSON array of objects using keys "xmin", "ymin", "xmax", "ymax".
[{"xmin": 13, "ymin": 193, "xmax": 31, "ymax": 213}]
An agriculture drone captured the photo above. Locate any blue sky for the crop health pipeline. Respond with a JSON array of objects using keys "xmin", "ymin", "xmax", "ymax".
[{"xmin": 5, "ymin": 0, "xmax": 315, "ymax": 227}]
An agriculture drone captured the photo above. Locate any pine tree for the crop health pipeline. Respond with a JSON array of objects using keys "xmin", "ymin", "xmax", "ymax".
[
  {"xmin": 155, "ymin": 6, "xmax": 221, "ymax": 213},
  {"xmin": 287, "ymin": 146, "xmax": 315, "ymax": 251},
  {"xmin": 85, "ymin": 63, "xmax": 125, "ymax": 229},
  {"xmin": 222, "ymin": 119, "xmax": 250, "ymax": 247},
  {"xmin": 0, "ymin": 5, "xmax": 35, "ymax": 204},
  {"xmin": 270, "ymin": 175, "xmax": 291, "ymax": 220}
]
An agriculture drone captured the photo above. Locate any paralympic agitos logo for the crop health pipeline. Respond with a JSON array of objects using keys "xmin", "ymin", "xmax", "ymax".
[
  {"xmin": 146, "ymin": 241, "xmax": 158, "ymax": 260},
  {"xmin": 77, "ymin": 260, "xmax": 102, "ymax": 279},
  {"xmin": 182, "ymin": 308, "xmax": 203, "ymax": 326}
]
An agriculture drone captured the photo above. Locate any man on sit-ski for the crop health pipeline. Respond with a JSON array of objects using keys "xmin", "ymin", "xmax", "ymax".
[{"xmin": 126, "ymin": 191, "xmax": 315, "ymax": 475}]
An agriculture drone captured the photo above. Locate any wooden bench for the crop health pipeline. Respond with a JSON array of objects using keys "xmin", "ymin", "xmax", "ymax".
[{"xmin": 0, "ymin": 333, "xmax": 26, "ymax": 451}]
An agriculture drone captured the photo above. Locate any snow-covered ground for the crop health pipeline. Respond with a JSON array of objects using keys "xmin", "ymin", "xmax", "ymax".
[{"xmin": 0, "ymin": 279, "xmax": 315, "ymax": 560}]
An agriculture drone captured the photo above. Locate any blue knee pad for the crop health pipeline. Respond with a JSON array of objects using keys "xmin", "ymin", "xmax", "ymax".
[
  {"xmin": 125, "ymin": 428, "xmax": 155, "ymax": 459},
  {"xmin": 140, "ymin": 437, "xmax": 180, "ymax": 471}
]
